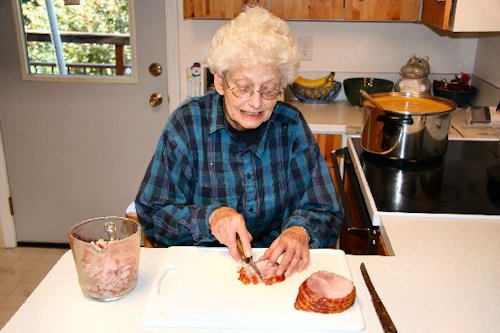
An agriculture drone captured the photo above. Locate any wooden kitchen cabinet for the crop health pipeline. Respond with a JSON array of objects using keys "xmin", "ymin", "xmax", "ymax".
[
  {"xmin": 184, "ymin": 0, "xmax": 417, "ymax": 21},
  {"xmin": 269, "ymin": 0, "xmax": 343, "ymax": 20},
  {"xmin": 344, "ymin": 0, "xmax": 420, "ymax": 21},
  {"xmin": 421, "ymin": 0, "xmax": 452, "ymax": 30},
  {"xmin": 313, "ymin": 133, "xmax": 343, "ymax": 184},
  {"xmin": 421, "ymin": 0, "xmax": 500, "ymax": 32},
  {"xmin": 184, "ymin": 0, "xmax": 268, "ymax": 19}
]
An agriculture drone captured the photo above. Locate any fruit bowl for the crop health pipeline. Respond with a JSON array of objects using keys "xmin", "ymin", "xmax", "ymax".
[
  {"xmin": 290, "ymin": 73, "xmax": 342, "ymax": 104},
  {"xmin": 343, "ymin": 78, "xmax": 394, "ymax": 106}
]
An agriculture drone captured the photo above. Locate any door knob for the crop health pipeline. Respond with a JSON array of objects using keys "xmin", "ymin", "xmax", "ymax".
[
  {"xmin": 149, "ymin": 63, "xmax": 162, "ymax": 76},
  {"xmin": 149, "ymin": 93, "xmax": 163, "ymax": 107}
]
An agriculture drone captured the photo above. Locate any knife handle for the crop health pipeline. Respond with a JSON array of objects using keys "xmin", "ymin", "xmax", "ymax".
[
  {"xmin": 373, "ymin": 298, "xmax": 398, "ymax": 333},
  {"xmin": 235, "ymin": 234, "xmax": 248, "ymax": 261}
]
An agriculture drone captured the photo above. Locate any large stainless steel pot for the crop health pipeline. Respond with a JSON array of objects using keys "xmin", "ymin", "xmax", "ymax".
[{"xmin": 361, "ymin": 92, "xmax": 456, "ymax": 161}]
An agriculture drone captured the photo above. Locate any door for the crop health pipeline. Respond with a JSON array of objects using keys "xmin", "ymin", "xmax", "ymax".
[
  {"xmin": 421, "ymin": 0, "xmax": 452, "ymax": 30},
  {"xmin": 0, "ymin": 0, "xmax": 180, "ymax": 245},
  {"xmin": 184, "ymin": 0, "xmax": 268, "ymax": 19},
  {"xmin": 270, "ymin": 0, "xmax": 343, "ymax": 20},
  {"xmin": 344, "ymin": 0, "xmax": 421, "ymax": 21}
]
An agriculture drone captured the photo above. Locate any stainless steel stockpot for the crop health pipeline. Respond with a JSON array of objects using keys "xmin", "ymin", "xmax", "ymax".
[{"xmin": 361, "ymin": 92, "xmax": 456, "ymax": 161}]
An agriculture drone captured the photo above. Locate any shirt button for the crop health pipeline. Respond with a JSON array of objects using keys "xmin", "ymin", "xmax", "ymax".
[
  {"xmin": 249, "ymin": 207, "xmax": 254, "ymax": 213},
  {"xmin": 247, "ymin": 173, "xmax": 251, "ymax": 179}
]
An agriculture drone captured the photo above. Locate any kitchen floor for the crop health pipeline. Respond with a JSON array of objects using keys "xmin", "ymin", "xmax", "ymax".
[{"xmin": 0, "ymin": 231, "xmax": 67, "ymax": 329}]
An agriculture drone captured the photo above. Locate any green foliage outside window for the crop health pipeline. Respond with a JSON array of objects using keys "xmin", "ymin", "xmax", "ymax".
[{"xmin": 21, "ymin": 0, "xmax": 131, "ymax": 75}]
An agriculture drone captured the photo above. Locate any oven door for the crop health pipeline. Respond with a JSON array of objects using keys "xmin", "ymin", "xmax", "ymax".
[{"xmin": 331, "ymin": 147, "xmax": 382, "ymax": 255}]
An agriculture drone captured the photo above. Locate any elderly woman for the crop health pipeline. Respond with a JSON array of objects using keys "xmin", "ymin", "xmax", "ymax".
[{"xmin": 135, "ymin": 7, "xmax": 342, "ymax": 277}]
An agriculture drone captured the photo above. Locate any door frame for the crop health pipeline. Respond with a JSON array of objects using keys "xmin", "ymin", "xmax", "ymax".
[
  {"xmin": 165, "ymin": 0, "xmax": 181, "ymax": 115},
  {"xmin": 0, "ymin": 125, "xmax": 16, "ymax": 248}
]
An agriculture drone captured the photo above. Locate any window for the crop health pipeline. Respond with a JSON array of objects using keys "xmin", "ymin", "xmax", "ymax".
[{"xmin": 14, "ymin": 0, "xmax": 135, "ymax": 81}]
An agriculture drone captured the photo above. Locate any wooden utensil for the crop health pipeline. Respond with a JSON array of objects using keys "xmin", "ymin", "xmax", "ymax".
[{"xmin": 360, "ymin": 89, "xmax": 385, "ymax": 110}]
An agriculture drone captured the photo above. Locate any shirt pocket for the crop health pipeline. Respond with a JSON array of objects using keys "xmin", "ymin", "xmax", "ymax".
[{"xmin": 194, "ymin": 183, "xmax": 239, "ymax": 207}]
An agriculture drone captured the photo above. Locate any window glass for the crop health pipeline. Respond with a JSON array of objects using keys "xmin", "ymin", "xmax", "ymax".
[{"xmin": 16, "ymin": 0, "xmax": 133, "ymax": 78}]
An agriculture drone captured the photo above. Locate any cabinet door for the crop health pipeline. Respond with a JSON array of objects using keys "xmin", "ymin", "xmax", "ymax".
[
  {"xmin": 312, "ymin": 133, "xmax": 343, "ymax": 186},
  {"xmin": 344, "ymin": 0, "xmax": 420, "ymax": 21},
  {"xmin": 184, "ymin": 0, "xmax": 268, "ymax": 19},
  {"xmin": 270, "ymin": 0, "xmax": 343, "ymax": 20},
  {"xmin": 421, "ymin": 0, "xmax": 452, "ymax": 30}
]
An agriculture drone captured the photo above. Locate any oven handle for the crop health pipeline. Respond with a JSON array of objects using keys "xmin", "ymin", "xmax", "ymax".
[{"xmin": 331, "ymin": 148, "xmax": 370, "ymax": 232}]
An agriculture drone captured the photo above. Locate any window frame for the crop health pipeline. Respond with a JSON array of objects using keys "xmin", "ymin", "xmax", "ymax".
[{"xmin": 11, "ymin": 0, "xmax": 138, "ymax": 84}]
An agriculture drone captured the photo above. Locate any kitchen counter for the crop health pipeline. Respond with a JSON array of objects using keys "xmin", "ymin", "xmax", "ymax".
[
  {"xmin": 3, "ymin": 216, "xmax": 499, "ymax": 332},
  {"xmin": 370, "ymin": 216, "xmax": 500, "ymax": 332},
  {"xmin": 289, "ymin": 100, "xmax": 500, "ymax": 140}
]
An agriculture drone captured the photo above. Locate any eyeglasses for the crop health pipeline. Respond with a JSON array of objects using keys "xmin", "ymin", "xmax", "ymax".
[{"xmin": 224, "ymin": 78, "xmax": 283, "ymax": 100}]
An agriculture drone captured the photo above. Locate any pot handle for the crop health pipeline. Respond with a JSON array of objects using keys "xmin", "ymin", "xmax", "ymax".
[{"xmin": 376, "ymin": 114, "xmax": 414, "ymax": 125}]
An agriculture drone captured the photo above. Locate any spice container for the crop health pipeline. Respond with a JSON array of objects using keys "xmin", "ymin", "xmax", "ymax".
[{"xmin": 68, "ymin": 216, "xmax": 141, "ymax": 301}]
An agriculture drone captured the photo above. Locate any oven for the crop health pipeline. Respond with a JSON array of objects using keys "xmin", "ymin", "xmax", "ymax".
[
  {"xmin": 331, "ymin": 145, "xmax": 381, "ymax": 255},
  {"xmin": 332, "ymin": 136, "xmax": 500, "ymax": 255}
]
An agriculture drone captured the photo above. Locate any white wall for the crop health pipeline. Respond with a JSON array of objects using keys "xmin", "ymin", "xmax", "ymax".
[
  {"xmin": 175, "ymin": 1, "xmax": 480, "ymax": 102},
  {"xmin": 473, "ymin": 35, "xmax": 500, "ymax": 106}
]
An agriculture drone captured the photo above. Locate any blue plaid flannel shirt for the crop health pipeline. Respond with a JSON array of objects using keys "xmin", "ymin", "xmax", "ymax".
[{"xmin": 135, "ymin": 90, "xmax": 342, "ymax": 248}]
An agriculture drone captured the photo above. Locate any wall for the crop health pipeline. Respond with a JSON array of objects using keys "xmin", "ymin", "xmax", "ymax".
[
  {"xmin": 176, "ymin": 2, "xmax": 480, "ymax": 102},
  {"xmin": 473, "ymin": 35, "xmax": 500, "ymax": 106}
]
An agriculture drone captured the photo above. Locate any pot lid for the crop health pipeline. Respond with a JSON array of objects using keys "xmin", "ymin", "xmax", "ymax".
[{"xmin": 361, "ymin": 92, "xmax": 456, "ymax": 115}]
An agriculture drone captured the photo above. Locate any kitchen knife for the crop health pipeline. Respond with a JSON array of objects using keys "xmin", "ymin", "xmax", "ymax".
[
  {"xmin": 360, "ymin": 262, "xmax": 397, "ymax": 333},
  {"xmin": 235, "ymin": 234, "xmax": 265, "ymax": 282}
]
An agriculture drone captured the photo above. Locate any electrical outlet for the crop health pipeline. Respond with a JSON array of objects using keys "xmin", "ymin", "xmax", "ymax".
[{"xmin": 298, "ymin": 36, "xmax": 313, "ymax": 61}]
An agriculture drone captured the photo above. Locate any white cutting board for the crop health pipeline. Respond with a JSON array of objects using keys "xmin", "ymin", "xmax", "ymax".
[{"xmin": 142, "ymin": 247, "xmax": 364, "ymax": 332}]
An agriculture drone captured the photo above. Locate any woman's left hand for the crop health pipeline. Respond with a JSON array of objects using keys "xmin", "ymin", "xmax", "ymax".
[{"xmin": 260, "ymin": 226, "xmax": 310, "ymax": 277}]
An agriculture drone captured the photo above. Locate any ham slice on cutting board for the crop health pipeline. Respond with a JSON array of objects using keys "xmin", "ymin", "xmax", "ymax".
[
  {"xmin": 295, "ymin": 270, "xmax": 356, "ymax": 313},
  {"xmin": 142, "ymin": 247, "xmax": 364, "ymax": 332},
  {"xmin": 238, "ymin": 259, "xmax": 286, "ymax": 285}
]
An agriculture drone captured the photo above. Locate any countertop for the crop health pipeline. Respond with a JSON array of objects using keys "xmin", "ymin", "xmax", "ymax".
[
  {"xmin": 288, "ymin": 100, "xmax": 500, "ymax": 140},
  {"xmin": 2, "ymin": 216, "xmax": 499, "ymax": 332}
]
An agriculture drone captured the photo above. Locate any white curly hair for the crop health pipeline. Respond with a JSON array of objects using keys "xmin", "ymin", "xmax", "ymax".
[{"xmin": 206, "ymin": 7, "xmax": 300, "ymax": 87}]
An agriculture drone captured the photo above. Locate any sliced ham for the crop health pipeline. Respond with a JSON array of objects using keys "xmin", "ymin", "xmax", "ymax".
[
  {"xmin": 238, "ymin": 259, "xmax": 286, "ymax": 286},
  {"xmin": 294, "ymin": 270, "xmax": 356, "ymax": 314}
]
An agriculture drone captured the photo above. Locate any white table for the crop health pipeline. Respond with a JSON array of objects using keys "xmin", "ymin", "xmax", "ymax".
[{"xmin": 2, "ymin": 216, "xmax": 500, "ymax": 333}]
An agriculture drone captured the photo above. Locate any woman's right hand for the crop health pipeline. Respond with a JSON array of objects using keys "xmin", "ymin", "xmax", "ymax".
[{"xmin": 209, "ymin": 206, "xmax": 253, "ymax": 261}]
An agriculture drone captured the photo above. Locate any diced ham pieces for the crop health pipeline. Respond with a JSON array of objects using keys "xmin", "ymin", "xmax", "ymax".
[
  {"xmin": 294, "ymin": 270, "xmax": 356, "ymax": 314},
  {"xmin": 238, "ymin": 259, "xmax": 286, "ymax": 286},
  {"xmin": 76, "ymin": 238, "xmax": 139, "ymax": 299}
]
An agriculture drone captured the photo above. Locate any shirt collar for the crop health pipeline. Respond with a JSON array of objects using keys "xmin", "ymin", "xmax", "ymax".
[{"xmin": 207, "ymin": 91, "xmax": 273, "ymax": 159}]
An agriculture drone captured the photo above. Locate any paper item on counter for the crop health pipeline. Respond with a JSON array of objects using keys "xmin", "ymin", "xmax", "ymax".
[
  {"xmin": 491, "ymin": 106, "xmax": 500, "ymax": 126},
  {"xmin": 466, "ymin": 106, "xmax": 500, "ymax": 126},
  {"xmin": 451, "ymin": 123, "xmax": 500, "ymax": 139}
]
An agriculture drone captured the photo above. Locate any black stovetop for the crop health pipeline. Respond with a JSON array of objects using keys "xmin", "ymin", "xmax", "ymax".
[{"xmin": 352, "ymin": 138, "xmax": 500, "ymax": 215}]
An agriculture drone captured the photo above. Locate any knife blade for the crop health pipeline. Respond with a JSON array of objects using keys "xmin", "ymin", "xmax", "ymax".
[
  {"xmin": 236, "ymin": 234, "xmax": 265, "ymax": 282},
  {"xmin": 360, "ymin": 263, "xmax": 398, "ymax": 333}
]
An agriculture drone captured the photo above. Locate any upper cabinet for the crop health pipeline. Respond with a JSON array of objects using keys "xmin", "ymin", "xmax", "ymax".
[
  {"xmin": 269, "ymin": 0, "xmax": 343, "ymax": 20},
  {"xmin": 422, "ymin": 0, "xmax": 500, "ymax": 32},
  {"xmin": 183, "ymin": 0, "xmax": 268, "ymax": 19},
  {"xmin": 184, "ymin": 0, "xmax": 417, "ymax": 21},
  {"xmin": 184, "ymin": 0, "xmax": 499, "ymax": 31},
  {"xmin": 344, "ymin": 0, "xmax": 420, "ymax": 21}
]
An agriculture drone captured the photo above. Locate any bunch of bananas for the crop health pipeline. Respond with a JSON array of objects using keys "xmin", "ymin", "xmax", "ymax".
[{"xmin": 293, "ymin": 72, "xmax": 335, "ymax": 99}]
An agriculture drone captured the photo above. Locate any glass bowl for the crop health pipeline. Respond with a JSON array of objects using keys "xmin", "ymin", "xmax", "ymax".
[{"xmin": 68, "ymin": 216, "xmax": 141, "ymax": 301}]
